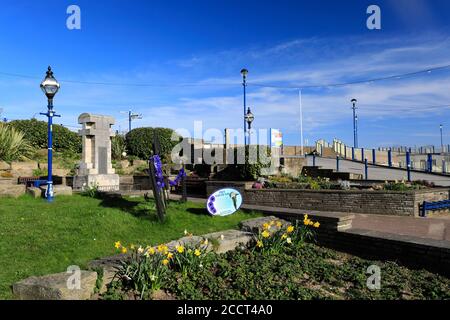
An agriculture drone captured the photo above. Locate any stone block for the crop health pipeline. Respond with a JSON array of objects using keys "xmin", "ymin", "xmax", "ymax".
[
  {"xmin": 0, "ymin": 161, "xmax": 10, "ymax": 170},
  {"xmin": 12, "ymin": 271, "xmax": 97, "ymax": 300},
  {"xmin": 239, "ymin": 216, "xmax": 289, "ymax": 234},
  {"xmin": 0, "ymin": 184, "xmax": 25, "ymax": 198},
  {"xmin": 203, "ymin": 229, "xmax": 254, "ymax": 253},
  {"xmin": 39, "ymin": 185, "xmax": 73, "ymax": 197},
  {"xmin": 27, "ymin": 187, "xmax": 43, "ymax": 198}
]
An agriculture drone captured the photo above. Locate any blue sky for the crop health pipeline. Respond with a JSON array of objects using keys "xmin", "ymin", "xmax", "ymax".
[{"xmin": 1, "ymin": 0, "xmax": 450, "ymax": 148}]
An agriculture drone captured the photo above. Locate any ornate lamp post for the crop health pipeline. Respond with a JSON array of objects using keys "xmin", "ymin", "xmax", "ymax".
[
  {"xmin": 40, "ymin": 66, "xmax": 60, "ymax": 202},
  {"xmin": 351, "ymin": 98, "xmax": 358, "ymax": 148},
  {"xmin": 241, "ymin": 68, "xmax": 248, "ymax": 146},
  {"xmin": 245, "ymin": 107, "xmax": 254, "ymax": 145}
]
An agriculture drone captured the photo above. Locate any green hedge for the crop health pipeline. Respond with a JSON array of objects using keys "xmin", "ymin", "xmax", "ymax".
[
  {"xmin": 8, "ymin": 119, "xmax": 81, "ymax": 154},
  {"xmin": 125, "ymin": 127, "xmax": 180, "ymax": 160}
]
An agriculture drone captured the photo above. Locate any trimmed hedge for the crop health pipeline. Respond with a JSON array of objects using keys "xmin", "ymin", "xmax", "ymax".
[
  {"xmin": 125, "ymin": 127, "xmax": 180, "ymax": 160},
  {"xmin": 8, "ymin": 119, "xmax": 81, "ymax": 154}
]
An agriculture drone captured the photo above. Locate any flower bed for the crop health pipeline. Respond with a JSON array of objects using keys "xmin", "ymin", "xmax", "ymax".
[{"xmin": 102, "ymin": 216, "xmax": 450, "ymax": 300}]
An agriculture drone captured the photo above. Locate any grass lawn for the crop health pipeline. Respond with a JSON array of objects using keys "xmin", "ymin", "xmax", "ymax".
[{"xmin": 0, "ymin": 194, "xmax": 262, "ymax": 299}]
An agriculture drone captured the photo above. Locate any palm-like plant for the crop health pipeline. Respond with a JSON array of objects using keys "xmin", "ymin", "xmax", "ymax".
[{"xmin": 0, "ymin": 123, "xmax": 33, "ymax": 161}]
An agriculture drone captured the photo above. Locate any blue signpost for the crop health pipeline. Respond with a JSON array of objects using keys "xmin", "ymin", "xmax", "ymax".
[
  {"xmin": 40, "ymin": 67, "xmax": 60, "ymax": 202},
  {"xmin": 336, "ymin": 156, "xmax": 340, "ymax": 172}
]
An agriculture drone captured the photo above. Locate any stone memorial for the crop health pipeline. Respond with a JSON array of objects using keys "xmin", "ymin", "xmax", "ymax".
[{"xmin": 73, "ymin": 113, "xmax": 119, "ymax": 191}]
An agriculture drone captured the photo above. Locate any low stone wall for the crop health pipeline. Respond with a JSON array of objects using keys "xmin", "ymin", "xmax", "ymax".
[
  {"xmin": 244, "ymin": 188, "xmax": 450, "ymax": 217},
  {"xmin": 207, "ymin": 181, "xmax": 450, "ymax": 217}
]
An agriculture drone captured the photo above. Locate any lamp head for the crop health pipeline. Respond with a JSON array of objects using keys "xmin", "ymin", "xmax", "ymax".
[
  {"xmin": 240, "ymin": 68, "xmax": 249, "ymax": 77},
  {"xmin": 351, "ymin": 98, "xmax": 357, "ymax": 104},
  {"xmin": 40, "ymin": 66, "xmax": 60, "ymax": 100},
  {"xmin": 245, "ymin": 107, "xmax": 254, "ymax": 124}
]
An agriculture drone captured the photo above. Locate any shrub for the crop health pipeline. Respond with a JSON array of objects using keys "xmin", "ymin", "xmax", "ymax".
[
  {"xmin": 0, "ymin": 122, "xmax": 33, "ymax": 161},
  {"xmin": 125, "ymin": 127, "xmax": 180, "ymax": 161},
  {"xmin": 111, "ymin": 134, "xmax": 127, "ymax": 160},
  {"xmin": 8, "ymin": 119, "xmax": 81, "ymax": 154}
]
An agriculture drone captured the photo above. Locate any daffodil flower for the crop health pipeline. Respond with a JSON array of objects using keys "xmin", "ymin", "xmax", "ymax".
[{"xmin": 114, "ymin": 241, "xmax": 121, "ymax": 249}]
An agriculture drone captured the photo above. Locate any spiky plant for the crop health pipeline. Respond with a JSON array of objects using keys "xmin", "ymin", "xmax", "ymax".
[{"xmin": 0, "ymin": 123, "xmax": 33, "ymax": 161}]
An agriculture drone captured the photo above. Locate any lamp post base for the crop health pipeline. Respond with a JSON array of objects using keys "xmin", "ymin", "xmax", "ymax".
[{"xmin": 45, "ymin": 182, "xmax": 54, "ymax": 202}]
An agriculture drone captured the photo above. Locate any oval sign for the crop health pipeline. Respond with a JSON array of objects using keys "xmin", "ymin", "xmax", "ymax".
[{"xmin": 207, "ymin": 188, "xmax": 243, "ymax": 216}]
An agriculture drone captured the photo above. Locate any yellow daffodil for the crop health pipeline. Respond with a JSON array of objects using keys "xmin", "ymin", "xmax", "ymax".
[
  {"xmin": 162, "ymin": 259, "xmax": 169, "ymax": 266},
  {"xmin": 304, "ymin": 214, "xmax": 309, "ymax": 221},
  {"xmin": 286, "ymin": 237, "xmax": 292, "ymax": 244},
  {"xmin": 194, "ymin": 249, "xmax": 201, "ymax": 256},
  {"xmin": 176, "ymin": 245, "xmax": 184, "ymax": 253},
  {"xmin": 130, "ymin": 244, "xmax": 135, "ymax": 250},
  {"xmin": 270, "ymin": 220, "xmax": 276, "ymax": 226},
  {"xmin": 314, "ymin": 222, "xmax": 320, "ymax": 228},
  {"xmin": 121, "ymin": 247, "xmax": 128, "ymax": 254},
  {"xmin": 287, "ymin": 225, "xmax": 295, "ymax": 233},
  {"xmin": 114, "ymin": 241, "xmax": 121, "ymax": 249},
  {"xmin": 276, "ymin": 221, "xmax": 283, "ymax": 228},
  {"xmin": 147, "ymin": 247, "xmax": 155, "ymax": 255},
  {"xmin": 167, "ymin": 252, "xmax": 174, "ymax": 259},
  {"xmin": 262, "ymin": 223, "xmax": 270, "ymax": 230},
  {"xmin": 304, "ymin": 219, "xmax": 311, "ymax": 226},
  {"xmin": 261, "ymin": 230, "xmax": 270, "ymax": 238},
  {"xmin": 256, "ymin": 240, "xmax": 263, "ymax": 248},
  {"xmin": 309, "ymin": 220, "xmax": 314, "ymax": 226},
  {"xmin": 137, "ymin": 246, "xmax": 144, "ymax": 254},
  {"xmin": 281, "ymin": 233, "xmax": 288, "ymax": 240}
]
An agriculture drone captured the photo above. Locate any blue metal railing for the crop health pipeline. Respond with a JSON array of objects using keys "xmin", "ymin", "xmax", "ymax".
[{"xmin": 420, "ymin": 200, "xmax": 450, "ymax": 217}]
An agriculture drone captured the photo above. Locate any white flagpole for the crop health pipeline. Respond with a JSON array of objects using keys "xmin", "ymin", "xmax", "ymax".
[{"xmin": 299, "ymin": 89, "xmax": 304, "ymax": 156}]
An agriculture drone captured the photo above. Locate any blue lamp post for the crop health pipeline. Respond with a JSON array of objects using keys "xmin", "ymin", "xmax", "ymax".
[
  {"xmin": 351, "ymin": 98, "xmax": 358, "ymax": 148},
  {"xmin": 241, "ymin": 68, "xmax": 248, "ymax": 146},
  {"xmin": 40, "ymin": 66, "xmax": 60, "ymax": 202}
]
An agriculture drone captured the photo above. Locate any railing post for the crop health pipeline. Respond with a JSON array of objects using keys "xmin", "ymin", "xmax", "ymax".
[
  {"xmin": 313, "ymin": 154, "xmax": 316, "ymax": 167},
  {"xmin": 388, "ymin": 149, "xmax": 392, "ymax": 167},
  {"xmin": 336, "ymin": 156, "xmax": 340, "ymax": 172},
  {"xmin": 361, "ymin": 148, "xmax": 365, "ymax": 163},
  {"xmin": 406, "ymin": 151, "xmax": 411, "ymax": 182},
  {"xmin": 372, "ymin": 149, "xmax": 376, "ymax": 165},
  {"xmin": 427, "ymin": 154, "xmax": 433, "ymax": 173},
  {"xmin": 344, "ymin": 147, "xmax": 347, "ymax": 159},
  {"xmin": 364, "ymin": 159, "xmax": 368, "ymax": 180},
  {"xmin": 443, "ymin": 159, "xmax": 446, "ymax": 174},
  {"xmin": 352, "ymin": 147, "xmax": 355, "ymax": 161}
]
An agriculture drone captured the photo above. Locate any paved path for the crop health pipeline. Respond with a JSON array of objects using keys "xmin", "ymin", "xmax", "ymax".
[
  {"xmin": 307, "ymin": 156, "xmax": 450, "ymax": 186},
  {"xmin": 352, "ymin": 213, "xmax": 450, "ymax": 241}
]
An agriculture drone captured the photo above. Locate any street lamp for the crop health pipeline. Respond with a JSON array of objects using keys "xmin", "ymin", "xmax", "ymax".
[
  {"xmin": 40, "ymin": 66, "xmax": 60, "ymax": 202},
  {"xmin": 245, "ymin": 107, "xmax": 254, "ymax": 144},
  {"xmin": 351, "ymin": 98, "xmax": 358, "ymax": 148},
  {"xmin": 241, "ymin": 68, "xmax": 248, "ymax": 146}
]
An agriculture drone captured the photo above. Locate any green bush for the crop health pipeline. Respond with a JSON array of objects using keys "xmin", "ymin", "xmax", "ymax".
[
  {"xmin": 9, "ymin": 119, "xmax": 81, "ymax": 154},
  {"xmin": 125, "ymin": 127, "xmax": 180, "ymax": 161},
  {"xmin": 111, "ymin": 134, "xmax": 127, "ymax": 160},
  {"xmin": 0, "ymin": 122, "xmax": 33, "ymax": 161}
]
